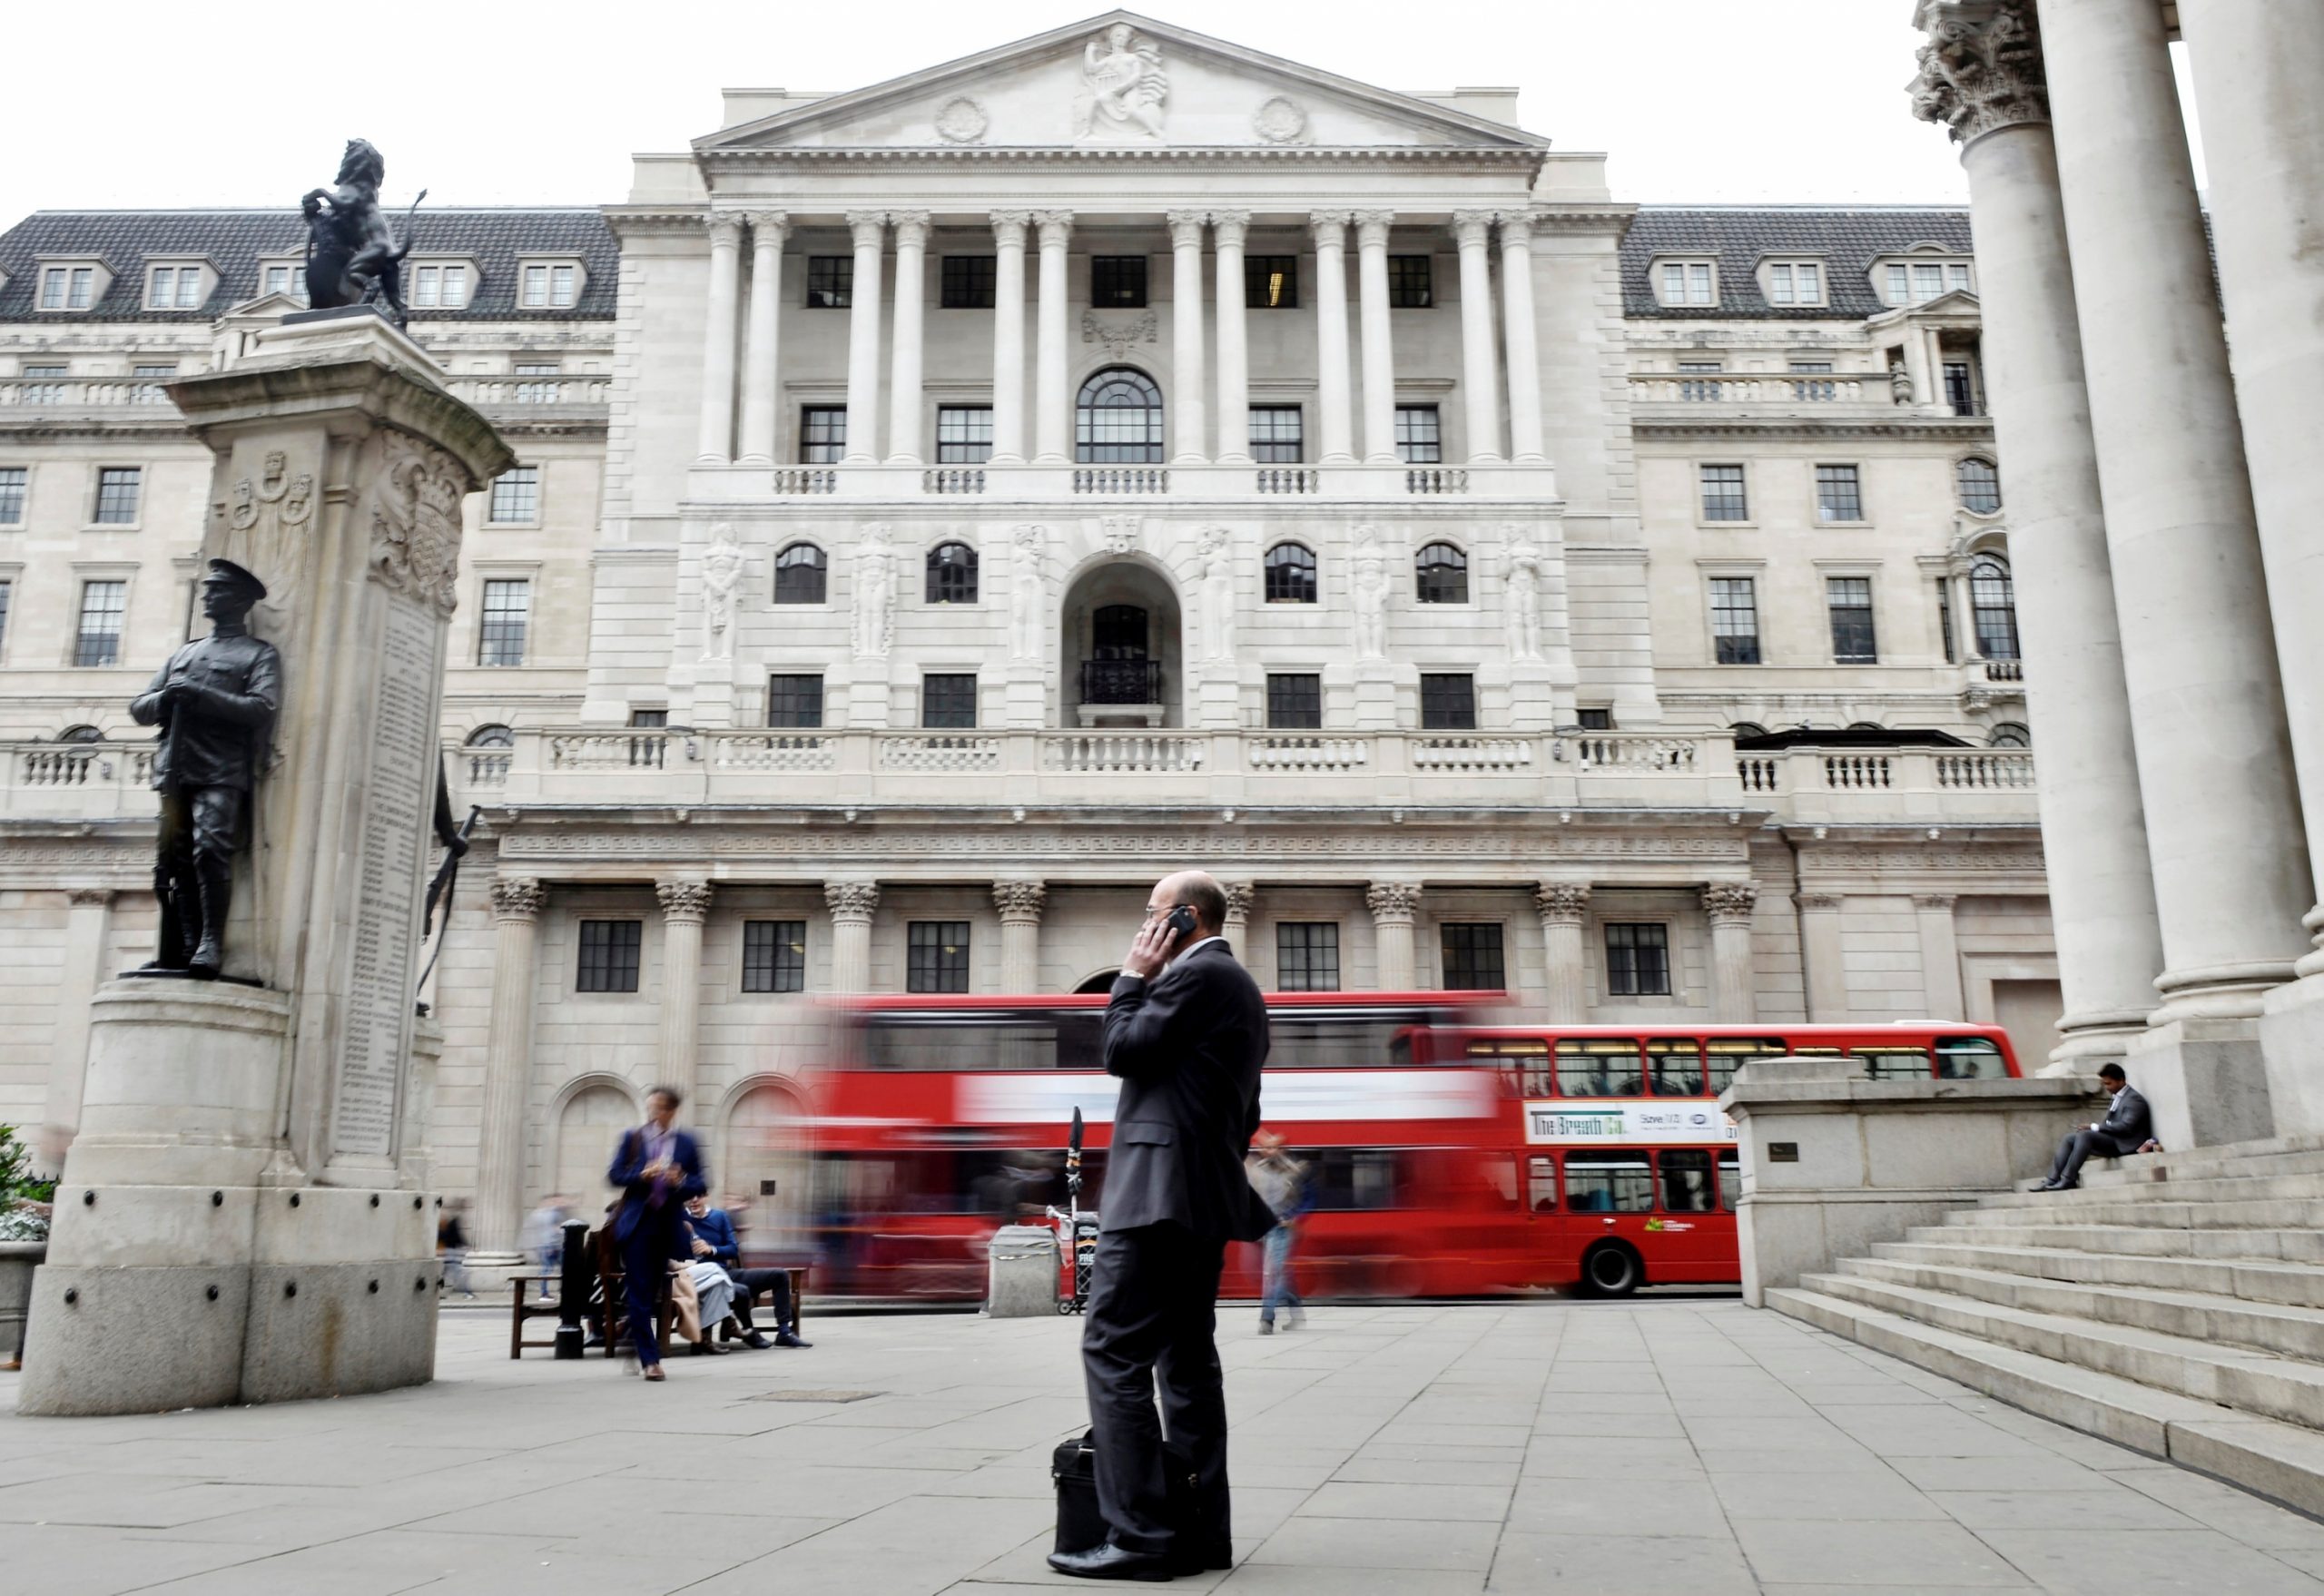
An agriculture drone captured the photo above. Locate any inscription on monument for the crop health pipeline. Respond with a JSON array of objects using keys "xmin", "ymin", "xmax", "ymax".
[{"xmin": 331, "ymin": 598, "xmax": 438, "ymax": 1157}]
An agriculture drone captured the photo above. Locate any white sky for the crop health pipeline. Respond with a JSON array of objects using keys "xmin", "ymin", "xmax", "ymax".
[{"xmin": 0, "ymin": 0, "xmax": 2207, "ymax": 222}]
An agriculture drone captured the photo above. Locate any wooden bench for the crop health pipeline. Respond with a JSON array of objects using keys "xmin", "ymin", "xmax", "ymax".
[
  {"xmin": 507, "ymin": 1239, "xmax": 808, "ymax": 1358},
  {"xmin": 714, "ymin": 1265, "xmax": 812, "ymax": 1342}
]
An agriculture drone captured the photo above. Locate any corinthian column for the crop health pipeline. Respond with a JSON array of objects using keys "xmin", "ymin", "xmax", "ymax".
[
  {"xmin": 1223, "ymin": 882, "xmax": 1256, "ymax": 951},
  {"xmin": 1167, "ymin": 211, "xmax": 1209, "ymax": 463},
  {"xmin": 1909, "ymin": 0, "xmax": 2162, "ymax": 1063},
  {"xmin": 1452, "ymin": 211, "xmax": 1502, "ymax": 464},
  {"xmin": 1701, "ymin": 882, "xmax": 1758, "ymax": 1023},
  {"xmin": 1310, "ymin": 212, "xmax": 1355, "ymax": 463},
  {"xmin": 990, "ymin": 212, "xmax": 1030, "ymax": 463},
  {"xmin": 825, "ymin": 880, "xmax": 880, "ymax": 995},
  {"xmin": 656, "ymin": 880, "xmax": 712, "ymax": 1103},
  {"xmin": 842, "ymin": 211, "xmax": 887, "ymax": 463},
  {"xmin": 1368, "ymin": 882, "xmax": 1422, "ymax": 990},
  {"xmin": 1354, "ymin": 211, "xmax": 1399, "ymax": 463},
  {"xmin": 1032, "ymin": 211, "xmax": 1074, "ymax": 464},
  {"xmin": 886, "ymin": 211, "xmax": 931, "ymax": 464},
  {"xmin": 1211, "ymin": 211, "xmax": 1251, "ymax": 464},
  {"xmin": 1498, "ymin": 211, "xmax": 1545, "ymax": 462},
  {"xmin": 695, "ymin": 213, "xmax": 744, "ymax": 463},
  {"xmin": 472, "ymin": 877, "xmax": 544, "ymax": 1266},
  {"xmin": 1535, "ymin": 882, "xmax": 1590, "ymax": 1022},
  {"xmin": 994, "ymin": 880, "xmax": 1047, "ymax": 993},
  {"xmin": 736, "ymin": 212, "xmax": 788, "ymax": 464}
]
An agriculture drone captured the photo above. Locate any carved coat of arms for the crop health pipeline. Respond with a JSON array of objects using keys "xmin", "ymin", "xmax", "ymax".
[{"xmin": 369, "ymin": 436, "xmax": 465, "ymax": 615}]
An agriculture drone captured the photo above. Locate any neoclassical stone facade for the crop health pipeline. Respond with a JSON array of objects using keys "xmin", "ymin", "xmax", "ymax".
[{"xmin": 0, "ymin": 14, "xmax": 2067, "ymax": 1257}]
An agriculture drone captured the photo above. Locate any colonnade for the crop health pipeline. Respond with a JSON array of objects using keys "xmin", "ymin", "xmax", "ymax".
[
  {"xmin": 692, "ymin": 207, "xmax": 1546, "ymax": 469},
  {"xmin": 1910, "ymin": 0, "xmax": 2324, "ymax": 1143}
]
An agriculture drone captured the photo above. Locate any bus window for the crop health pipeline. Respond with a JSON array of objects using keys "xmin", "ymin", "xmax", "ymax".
[
  {"xmin": 1705, "ymin": 1038, "xmax": 1789, "ymax": 1095},
  {"xmin": 859, "ymin": 1015, "xmax": 1101, "ymax": 1070},
  {"xmin": 1556, "ymin": 1039, "xmax": 1643, "ymax": 1097},
  {"xmin": 1482, "ymin": 1156, "xmax": 1519, "ymax": 1208},
  {"xmin": 1470, "ymin": 1037, "xmax": 1552, "ymax": 1097},
  {"xmin": 1659, "ymin": 1148, "xmax": 1718, "ymax": 1213},
  {"xmin": 1937, "ymin": 1036, "xmax": 2010, "ymax": 1079},
  {"xmin": 1563, "ymin": 1150, "xmax": 1653, "ymax": 1213},
  {"xmin": 1856, "ymin": 1045, "xmax": 1934, "ymax": 1082},
  {"xmin": 1296, "ymin": 1148, "xmax": 1400, "ymax": 1210},
  {"xmin": 1271, "ymin": 1020, "xmax": 1413, "ymax": 1069},
  {"xmin": 1526, "ymin": 1155, "xmax": 1558, "ymax": 1214},
  {"xmin": 1647, "ymin": 1039, "xmax": 1705, "ymax": 1096},
  {"xmin": 1718, "ymin": 1149, "xmax": 1740, "ymax": 1211}
]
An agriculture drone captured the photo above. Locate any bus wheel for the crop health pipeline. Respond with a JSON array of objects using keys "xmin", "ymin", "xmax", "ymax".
[{"xmin": 1581, "ymin": 1243, "xmax": 1642, "ymax": 1298}]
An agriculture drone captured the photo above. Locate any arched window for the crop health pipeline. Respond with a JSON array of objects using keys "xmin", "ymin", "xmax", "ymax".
[
  {"xmin": 1414, "ymin": 542, "xmax": 1470, "ymax": 604},
  {"xmin": 1971, "ymin": 556, "xmax": 2020, "ymax": 660},
  {"xmin": 926, "ymin": 542, "xmax": 979, "ymax": 605},
  {"xmin": 1956, "ymin": 457, "xmax": 2002, "ymax": 515},
  {"xmin": 773, "ymin": 542, "xmax": 826, "ymax": 605},
  {"xmin": 1075, "ymin": 367, "xmax": 1165, "ymax": 463},
  {"xmin": 1988, "ymin": 722, "xmax": 2031, "ymax": 748},
  {"xmin": 465, "ymin": 724, "xmax": 514, "ymax": 748},
  {"xmin": 1264, "ymin": 542, "xmax": 1317, "ymax": 604},
  {"xmin": 55, "ymin": 724, "xmax": 104, "ymax": 743}
]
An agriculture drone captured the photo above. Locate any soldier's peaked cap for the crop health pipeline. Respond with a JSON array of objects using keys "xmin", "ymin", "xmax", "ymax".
[{"xmin": 203, "ymin": 558, "xmax": 268, "ymax": 602}]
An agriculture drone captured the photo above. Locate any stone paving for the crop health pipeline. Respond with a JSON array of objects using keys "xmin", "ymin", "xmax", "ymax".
[{"xmin": 4, "ymin": 1296, "xmax": 2324, "ymax": 1594}]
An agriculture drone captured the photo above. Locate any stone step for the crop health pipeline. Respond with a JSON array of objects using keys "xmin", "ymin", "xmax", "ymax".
[
  {"xmin": 1905, "ymin": 1220, "xmax": 2324, "ymax": 1265},
  {"xmin": 1947, "ymin": 1194, "xmax": 2324, "ymax": 1230},
  {"xmin": 1768, "ymin": 1286, "xmax": 2324, "ymax": 1520},
  {"xmin": 2077, "ymin": 1133, "xmax": 2324, "ymax": 1188},
  {"xmin": 1836, "ymin": 1255, "xmax": 2324, "ymax": 1361},
  {"xmin": 1798, "ymin": 1268, "xmax": 2324, "ymax": 1432},
  {"xmin": 1872, "ymin": 1237, "xmax": 2324, "ymax": 1311},
  {"xmin": 1980, "ymin": 1168, "xmax": 2324, "ymax": 1211}
]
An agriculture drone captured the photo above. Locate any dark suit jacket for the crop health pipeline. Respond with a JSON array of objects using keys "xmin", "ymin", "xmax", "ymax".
[
  {"xmin": 1101, "ymin": 939, "xmax": 1276, "ymax": 1242},
  {"xmin": 608, "ymin": 1127, "xmax": 707, "ymax": 1245},
  {"xmin": 2094, "ymin": 1085, "xmax": 2153, "ymax": 1152}
]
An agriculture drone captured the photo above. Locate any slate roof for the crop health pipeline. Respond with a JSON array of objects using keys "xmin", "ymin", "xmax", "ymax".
[
  {"xmin": 0, "ymin": 209, "xmax": 618, "ymax": 322},
  {"xmin": 1620, "ymin": 207, "xmax": 1977, "ymax": 320}
]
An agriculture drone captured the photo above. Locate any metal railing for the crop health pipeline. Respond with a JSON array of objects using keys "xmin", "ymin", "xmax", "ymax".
[{"xmin": 1079, "ymin": 659, "xmax": 1162, "ymax": 705}]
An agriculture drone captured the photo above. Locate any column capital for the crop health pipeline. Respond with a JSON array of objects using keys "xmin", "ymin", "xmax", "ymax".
[
  {"xmin": 1354, "ymin": 211, "xmax": 1395, "ymax": 248},
  {"xmin": 1209, "ymin": 210, "xmax": 1250, "ymax": 247},
  {"xmin": 1913, "ymin": 892, "xmax": 1960, "ymax": 912},
  {"xmin": 992, "ymin": 880, "xmax": 1049, "ymax": 924},
  {"xmin": 1909, "ymin": 0, "xmax": 2048, "ymax": 147},
  {"xmin": 1366, "ymin": 882, "xmax": 1422, "ymax": 925},
  {"xmin": 1796, "ymin": 892, "xmax": 1844, "ymax": 914},
  {"xmin": 489, "ymin": 876, "xmax": 545, "ymax": 921},
  {"xmin": 704, "ymin": 212, "xmax": 745, "ymax": 248},
  {"xmin": 65, "ymin": 885, "xmax": 116, "ymax": 908},
  {"xmin": 845, "ymin": 211, "xmax": 888, "ymax": 248},
  {"xmin": 1166, "ymin": 210, "xmax": 1207, "ymax": 248},
  {"xmin": 825, "ymin": 878, "xmax": 881, "ymax": 923},
  {"xmin": 742, "ymin": 211, "xmax": 791, "ymax": 242},
  {"xmin": 1308, "ymin": 210, "xmax": 1352, "ymax": 245},
  {"xmin": 1033, "ymin": 210, "xmax": 1075, "ymax": 246},
  {"xmin": 1702, "ymin": 881, "xmax": 1759, "ymax": 926},
  {"xmin": 656, "ymin": 879, "xmax": 714, "ymax": 923},
  {"xmin": 1223, "ymin": 882, "xmax": 1256, "ymax": 922},
  {"xmin": 889, "ymin": 210, "xmax": 932, "ymax": 248},
  {"xmin": 1534, "ymin": 882, "xmax": 1591, "ymax": 924},
  {"xmin": 1451, "ymin": 210, "xmax": 1496, "ymax": 248},
  {"xmin": 991, "ymin": 210, "xmax": 1032, "ymax": 246},
  {"xmin": 1494, "ymin": 209, "xmax": 1534, "ymax": 245}
]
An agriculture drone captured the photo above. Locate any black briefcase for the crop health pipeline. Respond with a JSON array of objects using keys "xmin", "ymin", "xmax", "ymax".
[{"xmin": 1051, "ymin": 1431, "xmax": 1199, "ymax": 1556}]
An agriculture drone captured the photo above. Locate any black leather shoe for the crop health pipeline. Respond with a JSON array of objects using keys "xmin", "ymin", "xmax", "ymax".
[
  {"xmin": 1046, "ymin": 1541, "xmax": 1172, "ymax": 1581},
  {"xmin": 2033, "ymin": 1178, "xmax": 2060, "ymax": 1191},
  {"xmin": 773, "ymin": 1327, "xmax": 812, "ymax": 1348},
  {"xmin": 740, "ymin": 1331, "xmax": 773, "ymax": 1350}
]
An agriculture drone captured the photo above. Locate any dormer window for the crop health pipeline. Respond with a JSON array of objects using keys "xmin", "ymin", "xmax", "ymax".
[
  {"xmin": 1763, "ymin": 261, "xmax": 1825, "ymax": 307},
  {"xmin": 37, "ymin": 263, "xmax": 104, "ymax": 312},
  {"xmin": 518, "ymin": 260, "xmax": 583, "ymax": 310},
  {"xmin": 1656, "ymin": 260, "xmax": 1717, "ymax": 308},
  {"xmin": 409, "ymin": 262, "xmax": 471, "ymax": 310},
  {"xmin": 1884, "ymin": 259, "xmax": 1974, "ymax": 305},
  {"xmin": 145, "ymin": 262, "xmax": 210, "ymax": 310},
  {"xmin": 258, "ymin": 261, "xmax": 310, "ymax": 304}
]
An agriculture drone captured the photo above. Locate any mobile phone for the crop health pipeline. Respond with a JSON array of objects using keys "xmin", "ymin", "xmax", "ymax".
[{"xmin": 1166, "ymin": 905, "xmax": 1197, "ymax": 940}]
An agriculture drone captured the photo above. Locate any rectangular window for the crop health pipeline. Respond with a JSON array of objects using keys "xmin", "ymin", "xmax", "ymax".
[
  {"xmin": 625, "ymin": 708, "xmax": 667, "ymax": 769},
  {"xmin": 478, "ymin": 578, "xmax": 530, "ymax": 667},
  {"xmin": 132, "ymin": 364, "xmax": 175, "ymax": 406},
  {"xmin": 921, "ymin": 672, "xmax": 977, "ymax": 729},
  {"xmin": 742, "ymin": 920, "xmax": 807, "ymax": 994},
  {"xmin": 1248, "ymin": 405, "xmax": 1304, "ymax": 463},
  {"xmin": 1276, "ymin": 922, "xmax": 1341, "ymax": 992},
  {"xmin": 523, "ymin": 264, "xmax": 574, "ymax": 308},
  {"xmin": 1659, "ymin": 1148, "xmax": 1718, "ymax": 1213},
  {"xmin": 67, "ymin": 267, "xmax": 94, "ymax": 310},
  {"xmin": 39, "ymin": 269, "xmax": 65, "ymax": 310},
  {"xmin": 1945, "ymin": 360, "xmax": 1978, "ymax": 417},
  {"xmin": 1948, "ymin": 263, "xmax": 1972, "ymax": 293},
  {"xmin": 1420, "ymin": 672, "xmax": 1478, "ymax": 731},
  {"xmin": 1660, "ymin": 261, "xmax": 1714, "ymax": 306},
  {"xmin": 1577, "ymin": 707, "xmax": 1613, "ymax": 731},
  {"xmin": 0, "ymin": 578, "xmax": 9, "ymax": 656},
  {"xmin": 1768, "ymin": 262, "xmax": 1822, "ymax": 305},
  {"xmin": 1394, "ymin": 405, "xmax": 1442, "ymax": 465},
  {"xmin": 148, "ymin": 266, "xmax": 202, "ymax": 309},
  {"xmin": 1605, "ymin": 922, "xmax": 1671, "ymax": 997},
  {"xmin": 1768, "ymin": 263, "xmax": 1793, "ymax": 305},
  {"xmin": 553, "ymin": 264, "xmax": 577, "ymax": 307},
  {"xmin": 1938, "ymin": 577, "xmax": 1957, "ymax": 664},
  {"xmin": 20, "ymin": 364, "xmax": 66, "ymax": 404},
  {"xmin": 513, "ymin": 362, "xmax": 561, "ymax": 404},
  {"xmin": 1387, "ymin": 254, "xmax": 1433, "ymax": 308},
  {"xmin": 576, "ymin": 920, "xmax": 642, "ymax": 993},
  {"xmin": 906, "ymin": 921, "xmax": 971, "ymax": 993},
  {"xmin": 767, "ymin": 673, "xmax": 824, "ymax": 728},
  {"xmin": 74, "ymin": 580, "xmax": 126, "ymax": 666},
  {"xmin": 805, "ymin": 256, "xmax": 852, "ymax": 309},
  {"xmin": 801, "ymin": 406, "xmax": 847, "ymax": 464},
  {"xmin": 488, "ymin": 467, "xmax": 539, "ymax": 525},
  {"xmin": 1699, "ymin": 463, "xmax": 1748, "ymax": 522},
  {"xmin": 1441, "ymin": 922, "xmax": 1506, "ymax": 991},
  {"xmin": 1678, "ymin": 360, "xmax": 1722, "ymax": 402},
  {"xmin": 1710, "ymin": 577, "xmax": 1760, "ymax": 665},
  {"xmin": 940, "ymin": 255, "xmax": 997, "ymax": 309},
  {"xmin": 1565, "ymin": 1151, "xmax": 1654, "ymax": 1213},
  {"xmin": 522, "ymin": 264, "xmax": 548, "ymax": 308},
  {"xmin": 936, "ymin": 406, "xmax": 994, "ymax": 464},
  {"xmin": 1816, "ymin": 463, "xmax": 1863, "ymax": 523},
  {"xmin": 1090, "ymin": 256, "xmax": 1148, "ymax": 308},
  {"xmin": 1265, "ymin": 672, "xmax": 1323, "ymax": 730},
  {"xmin": 1827, "ymin": 576, "xmax": 1878, "ymax": 664},
  {"xmin": 0, "ymin": 467, "xmax": 25, "ymax": 525},
  {"xmin": 1245, "ymin": 254, "xmax": 1297, "ymax": 309},
  {"xmin": 261, "ymin": 263, "xmax": 306, "ymax": 302},
  {"xmin": 410, "ymin": 264, "xmax": 468, "ymax": 310},
  {"xmin": 1911, "ymin": 262, "xmax": 1945, "ymax": 302},
  {"xmin": 93, "ymin": 467, "xmax": 142, "ymax": 525},
  {"xmin": 1788, "ymin": 359, "xmax": 1836, "ymax": 401}
]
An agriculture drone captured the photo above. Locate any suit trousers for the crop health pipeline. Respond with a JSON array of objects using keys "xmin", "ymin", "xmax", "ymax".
[
  {"xmin": 1081, "ymin": 1221, "xmax": 1230, "ymax": 1557},
  {"xmin": 619, "ymin": 1216, "xmax": 675, "ymax": 1366},
  {"xmin": 726, "ymin": 1267, "xmax": 794, "ymax": 1332},
  {"xmin": 2049, "ymin": 1128, "xmax": 2132, "ymax": 1187}
]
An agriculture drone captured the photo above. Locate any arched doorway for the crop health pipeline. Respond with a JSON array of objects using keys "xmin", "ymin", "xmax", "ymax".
[
  {"xmin": 553, "ymin": 1079, "xmax": 639, "ymax": 1213},
  {"xmin": 1074, "ymin": 969, "xmax": 1122, "ymax": 994},
  {"xmin": 1060, "ymin": 560, "xmax": 1183, "ymax": 727},
  {"xmin": 724, "ymin": 1078, "xmax": 812, "ymax": 1253}
]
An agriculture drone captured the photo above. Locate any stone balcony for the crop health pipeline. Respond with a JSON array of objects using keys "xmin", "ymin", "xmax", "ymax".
[
  {"xmin": 0, "ymin": 376, "xmax": 611, "ymax": 431},
  {"xmin": 1626, "ymin": 373, "xmax": 1991, "ymax": 426},
  {"xmin": 687, "ymin": 458, "xmax": 1552, "ymax": 505}
]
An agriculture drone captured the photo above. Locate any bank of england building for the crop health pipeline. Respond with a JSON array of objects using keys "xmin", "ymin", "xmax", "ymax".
[{"xmin": 0, "ymin": 15, "xmax": 2051, "ymax": 1244}]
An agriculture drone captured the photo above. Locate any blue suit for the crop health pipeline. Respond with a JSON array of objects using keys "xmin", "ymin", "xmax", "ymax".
[{"xmin": 608, "ymin": 1125, "xmax": 707, "ymax": 1364}]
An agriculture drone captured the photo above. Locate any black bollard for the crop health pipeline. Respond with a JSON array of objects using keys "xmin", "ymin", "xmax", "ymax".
[{"xmin": 554, "ymin": 1218, "xmax": 590, "ymax": 1360}]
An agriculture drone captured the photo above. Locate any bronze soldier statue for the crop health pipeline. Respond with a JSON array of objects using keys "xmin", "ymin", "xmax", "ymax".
[{"xmin": 130, "ymin": 560, "xmax": 281, "ymax": 978}]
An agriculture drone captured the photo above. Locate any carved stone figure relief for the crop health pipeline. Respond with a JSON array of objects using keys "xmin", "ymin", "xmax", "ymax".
[
  {"xmin": 1081, "ymin": 308, "xmax": 1158, "ymax": 360},
  {"xmin": 853, "ymin": 523, "xmax": 895, "ymax": 658},
  {"xmin": 1504, "ymin": 531, "xmax": 1544, "ymax": 662},
  {"xmin": 219, "ymin": 447, "xmax": 317, "ymax": 630},
  {"xmin": 1352, "ymin": 525, "xmax": 1390, "ymax": 661},
  {"xmin": 1075, "ymin": 23, "xmax": 1167, "ymax": 142},
  {"xmin": 1195, "ymin": 526, "xmax": 1235, "ymax": 661},
  {"xmin": 369, "ymin": 433, "xmax": 464, "ymax": 615},
  {"xmin": 701, "ymin": 525, "xmax": 743, "ymax": 661},
  {"xmin": 1099, "ymin": 515, "xmax": 1141, "ymax": 557},
  {"xmin": 1009, "ymin": 524, "xmax": 1047, "ymax": 663}
]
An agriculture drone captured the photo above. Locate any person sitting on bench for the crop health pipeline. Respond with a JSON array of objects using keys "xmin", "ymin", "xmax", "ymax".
[{"xmin": 684, "ymin": 1194, "xmax": 811, "ymax": 1349}]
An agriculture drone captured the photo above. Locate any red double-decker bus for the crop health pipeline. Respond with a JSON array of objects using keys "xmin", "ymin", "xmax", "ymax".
[{"xmin": 793, "ymin": 993, "xmax": 2019, "ymax": 1302}]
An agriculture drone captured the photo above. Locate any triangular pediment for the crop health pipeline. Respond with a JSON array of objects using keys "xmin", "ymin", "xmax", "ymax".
[{"xmin": 699, "ymin": 11, "xmax": 1548, "ymax": 153}]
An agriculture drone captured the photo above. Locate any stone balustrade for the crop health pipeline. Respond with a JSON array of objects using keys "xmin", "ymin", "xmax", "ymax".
[
  {"xmin": 0, "ymin": 376, "xmax": 612, "ymax": 419},
  {"xmin": 0, "ymin": 743, "xmax": 156, "ymax": 817},
  {"xmin": 1734, "ymin": 744, "xmax": 2035, "ymax": 821},
  {"xmin": 704, "ymin": 458, "xmax": 1537, "ymax": 503}
]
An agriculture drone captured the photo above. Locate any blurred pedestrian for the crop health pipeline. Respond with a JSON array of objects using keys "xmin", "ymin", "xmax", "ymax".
[
  {"xmin": 437, "ymin": 1198, "xmax": 474, "ymax": 1299},
  {"xmin": 521, "ymin": 1192, "xmax": 573, "ymax": 1300},
  {"xmin": 1246, "ymin": 1131, "xmax": 1310, "ymax": 1334}
]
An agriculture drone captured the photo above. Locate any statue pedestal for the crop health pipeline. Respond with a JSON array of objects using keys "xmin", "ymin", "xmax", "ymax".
[
  {"xmin": 1352, "ymin": 662, "xmax": 1398, "ymax": 731},
  {"xmin": 18, "ymin": 310, "xmax": 511, "ymax": 1416}
]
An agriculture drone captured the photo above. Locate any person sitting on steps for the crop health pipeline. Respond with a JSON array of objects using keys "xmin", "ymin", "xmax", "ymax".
[{"xmin": 2035, "ymin": 1063, "xmax": 2152, "ymax": 1192}]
